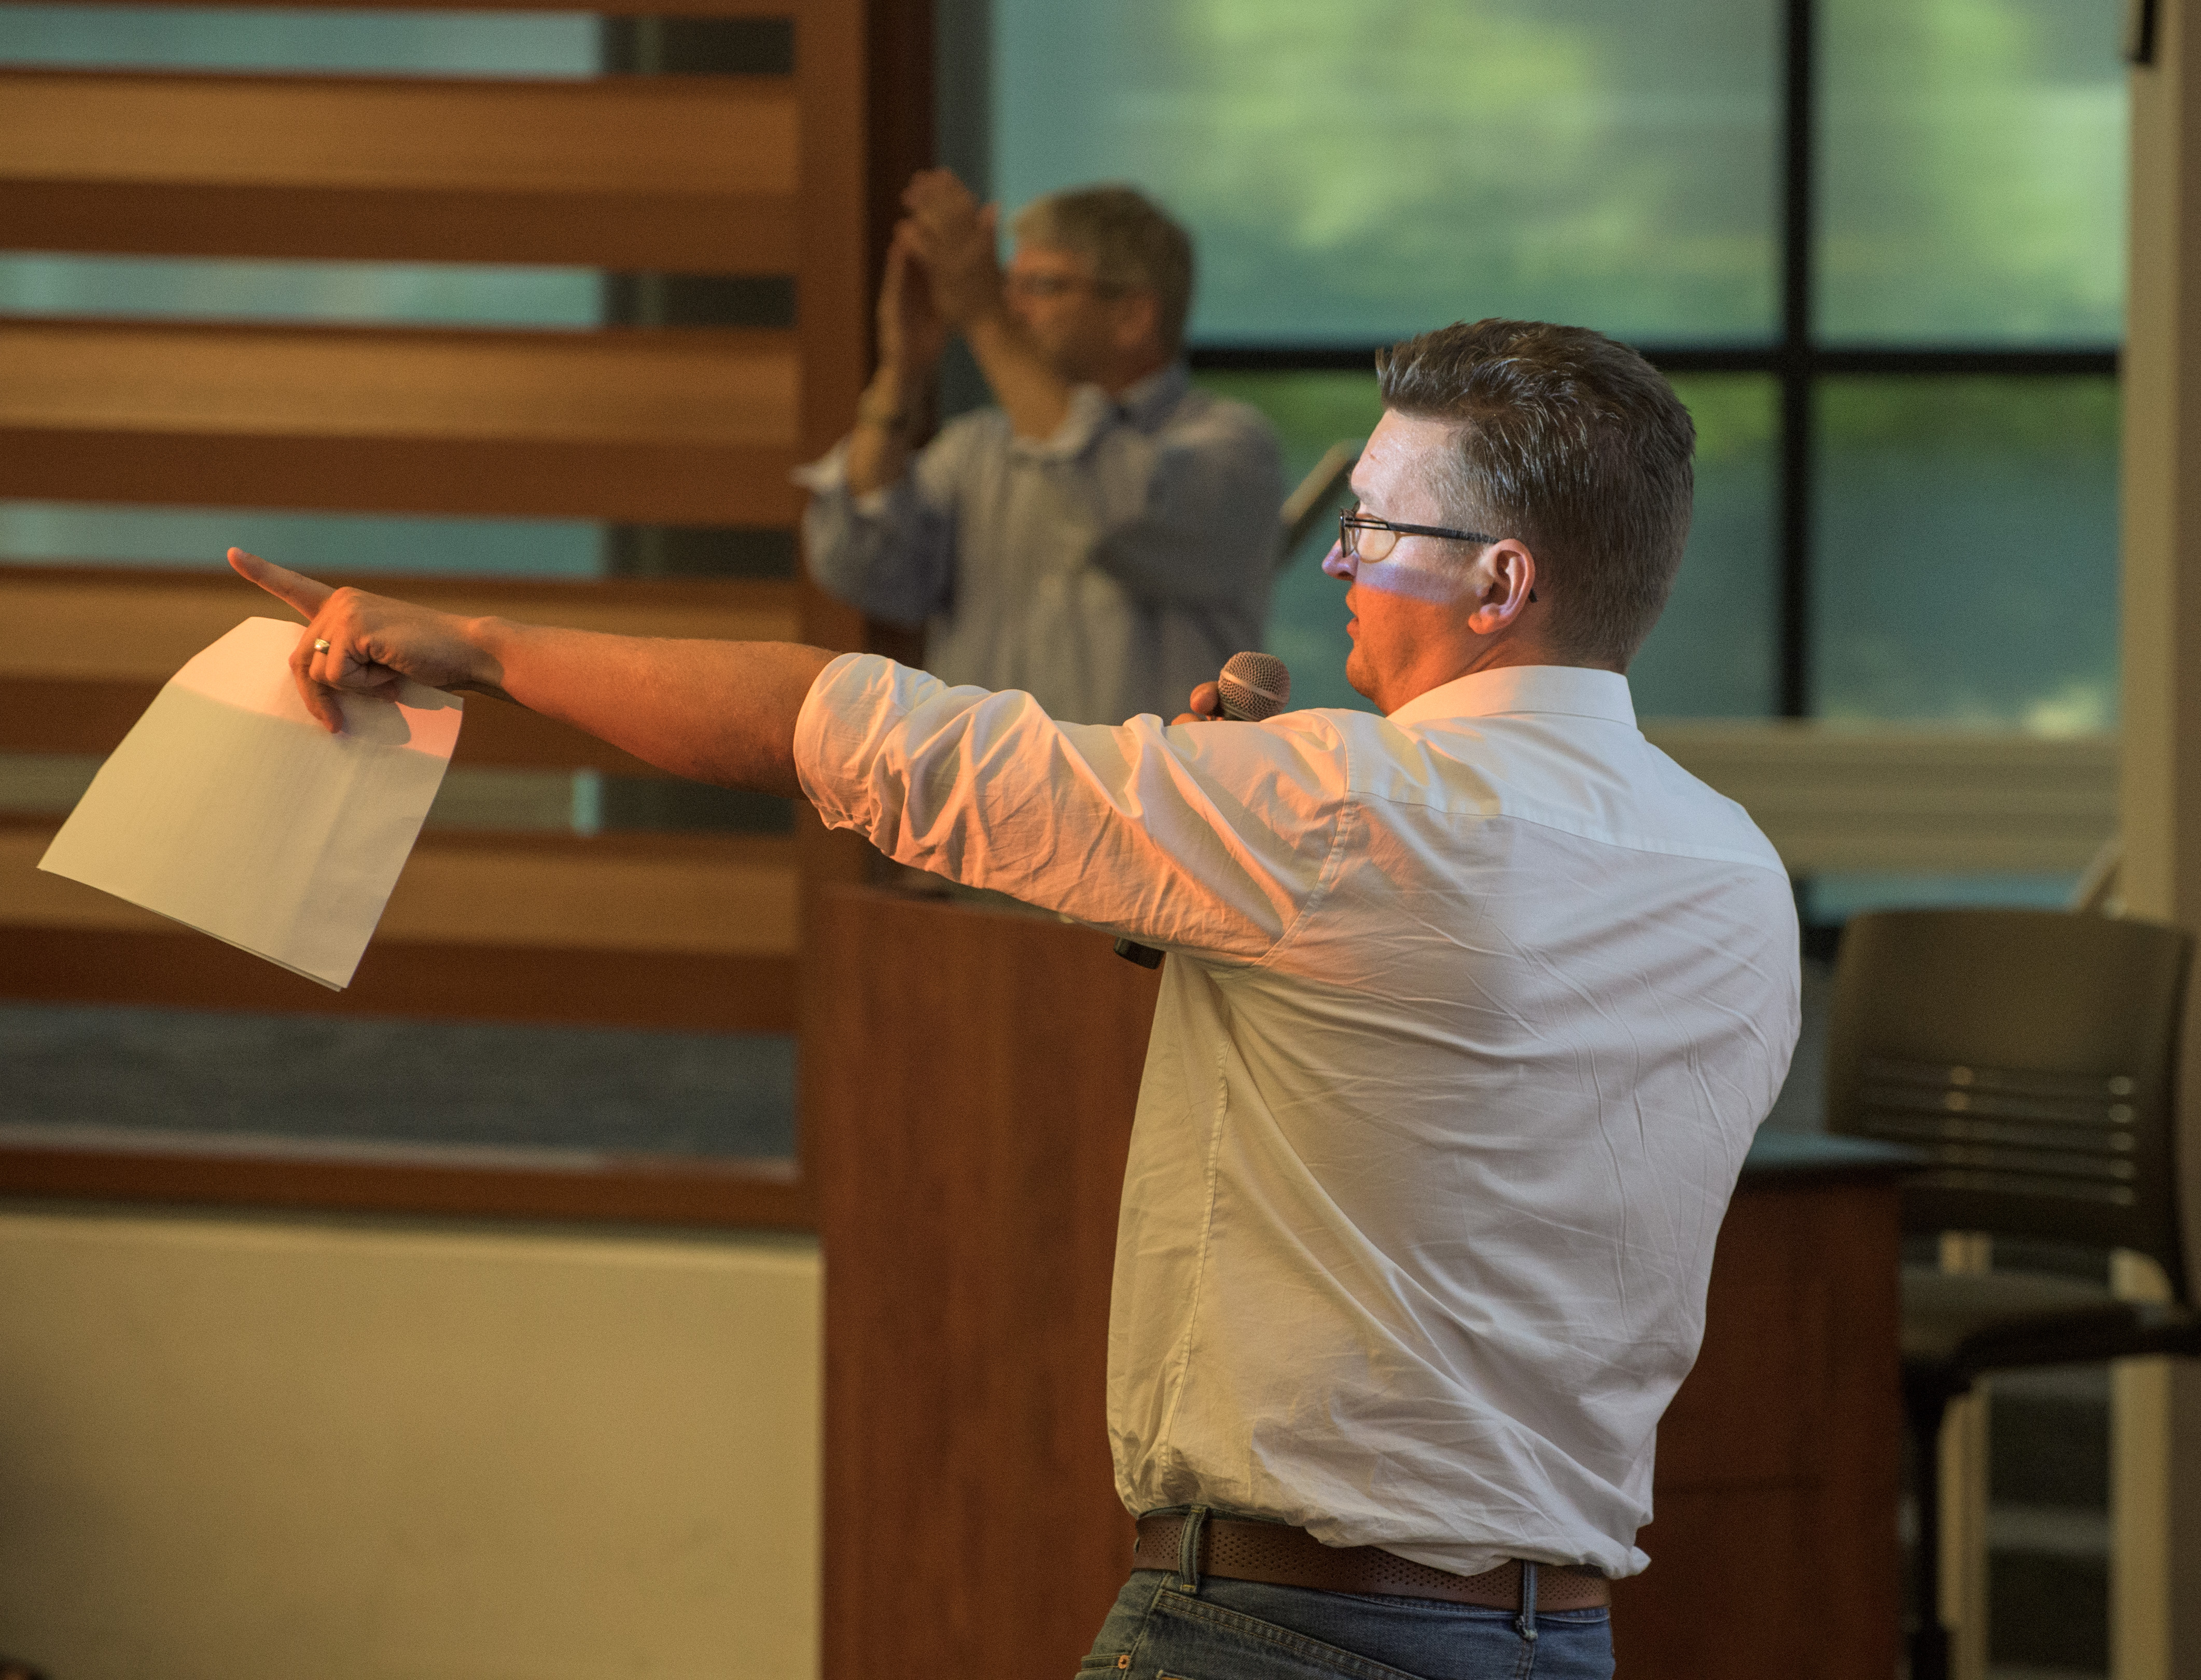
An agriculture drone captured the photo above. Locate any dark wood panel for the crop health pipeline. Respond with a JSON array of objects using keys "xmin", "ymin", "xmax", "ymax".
[
  {"xmin": 0, "ymin": 1143, "xmax": 811, "ymax": 1230},
  {"xmin": 1651, "ymin": 1218, "xmax": 1829, "ymax": 1490},
  {"xmin": 0, "ymin": 681, "xmax": 157, "ymax": 759},
  {"xmin": 1610, "ymin": 1486, "xmax": 1816, "ymax": 1677},
  {"xmin": 793, "ymin": 0, "xmax": 870, "ymax": 662},
  {"xmin": 865, "ymin": 0, "xmax": 934, "ymax": 327},
  {"xmin": 1611, "ymin": 1179, "xmax": 1902, "ymax": 1679},
  {"xmin": 0, "ymin": 924, "xmax": 798, "ymax": 1033},
  {"xmin": 812, "ymin": 888, "xmax": 1161, "ymax": 1680},
  {"xmin": 0, "ymin": 181, "xmax": 798, "ymax": 272},
  {"xmin": 0, "ymin": 431, "xmax": 806, "ymax": 524},
  {"xmin": 788, "ymin": 0, "xmax": 874, "ymax": 804}
]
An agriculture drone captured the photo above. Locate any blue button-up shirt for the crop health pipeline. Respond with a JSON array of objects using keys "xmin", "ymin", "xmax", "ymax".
[{"xmin": 796, "ymin": 363, "xmax": 1285, "ymax": 726}]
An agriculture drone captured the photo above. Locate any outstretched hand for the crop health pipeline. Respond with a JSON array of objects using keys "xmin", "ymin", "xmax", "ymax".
[{"xmin": 228, "ymin": 548, "xmax": 503, "ymax": 733}]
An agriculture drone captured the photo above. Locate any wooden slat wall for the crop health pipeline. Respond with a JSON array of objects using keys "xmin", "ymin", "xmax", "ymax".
[
  {"xmin": 0, "ymin": 68, "xmax": 802, "ymax": 269},
  {"xmin": 0, "ymin": 0, "xmax": 889, "ymax": 1220},
  {"xmin": 1, "ymin": 322, "xmax": 806, "ymax": 520}
]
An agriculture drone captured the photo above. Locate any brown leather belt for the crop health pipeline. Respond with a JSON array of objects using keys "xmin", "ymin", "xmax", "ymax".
[{"xmin": 1133, "ymin": 1513, "xmax": 1611, "ymax": 1612}]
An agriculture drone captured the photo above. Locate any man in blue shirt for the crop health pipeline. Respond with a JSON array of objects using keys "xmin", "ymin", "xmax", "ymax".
[{"xmin": 797, "ymin": 171, "xmax": 1284, "ymax": 725}]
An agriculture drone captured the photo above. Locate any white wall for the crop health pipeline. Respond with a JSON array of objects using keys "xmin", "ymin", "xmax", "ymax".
[{"xmin": 0, "ymin": 1202, "xmax": 821, "ymax": 1680}]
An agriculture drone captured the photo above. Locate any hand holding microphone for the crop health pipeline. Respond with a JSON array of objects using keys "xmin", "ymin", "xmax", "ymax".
[
  {"xmin": 1119, "ymin": 651, "xmax": 1292, "ymax": 968},
  {"xmin": 1173, "ymin": 650, "xmax": 1291, "ymax": 726}
]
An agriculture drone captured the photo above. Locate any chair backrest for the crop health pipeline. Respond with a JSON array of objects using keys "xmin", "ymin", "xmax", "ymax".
[{"xmin": 1825, "ymin": 907, "xmax": 2195, "ymax": 1304}]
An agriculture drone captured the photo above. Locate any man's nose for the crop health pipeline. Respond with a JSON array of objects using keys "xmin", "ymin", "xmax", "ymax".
[{"xmin": 1320, "ymin": 540, "xmax": 1355, "ymax": 581}]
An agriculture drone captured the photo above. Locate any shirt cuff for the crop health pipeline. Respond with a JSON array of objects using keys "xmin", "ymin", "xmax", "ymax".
[{"xmin": 790, "ymin": 437, "xmax": 894, "ymax": 517}]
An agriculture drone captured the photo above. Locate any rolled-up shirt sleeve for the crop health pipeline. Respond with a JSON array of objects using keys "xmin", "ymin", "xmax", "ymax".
[
  {"xmin": 796, "ymin": 652, "xmax": 1346, "ymax": 961},
  {"xmin": 794, "ymin": 431, "xmax": 965, "ymax": 628}
]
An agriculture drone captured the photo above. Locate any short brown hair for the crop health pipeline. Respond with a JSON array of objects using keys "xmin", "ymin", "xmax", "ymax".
[
  {"xmin": 1012, "ymin": 184, "xmax": 1196, "ymax": 355},
  {"xmin": 1375, "ymin": 319, "xmax": 1695, "ymax": 669}
]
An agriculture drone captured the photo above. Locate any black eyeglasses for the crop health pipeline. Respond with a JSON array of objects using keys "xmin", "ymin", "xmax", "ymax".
[
  {"xmin": 1336, "ymin": 511, "xmax": 1537, "ymax": 602},
  {"xmin": 1004, "ymin": 272, "xmax": 1129, "ymax": 300}
]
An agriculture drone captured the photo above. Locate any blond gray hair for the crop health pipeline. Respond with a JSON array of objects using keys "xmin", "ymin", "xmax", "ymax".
[{"xmin": 1011, "ymin": 184, "xmax": 1195, "ymax": 354}]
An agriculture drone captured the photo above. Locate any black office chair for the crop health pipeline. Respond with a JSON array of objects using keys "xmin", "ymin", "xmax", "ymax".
[{"xmin": 1826, "ymin": 906, "xmax": 2201, "ymax": 1680}]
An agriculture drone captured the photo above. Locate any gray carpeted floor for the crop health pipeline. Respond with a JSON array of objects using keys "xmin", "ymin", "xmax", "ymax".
[{"xmin": 0, "ymin": 1002, "xmax": 796, "ymax": 1162}]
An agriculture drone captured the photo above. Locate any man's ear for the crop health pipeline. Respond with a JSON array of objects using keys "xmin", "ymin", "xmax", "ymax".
[{"xmin": 1464, "ymin": 540, "xmax": 1538, "ymax": 636}]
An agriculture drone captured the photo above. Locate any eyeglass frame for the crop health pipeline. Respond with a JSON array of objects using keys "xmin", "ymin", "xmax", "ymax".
[
  {"xmin": 1336, "ymin": 511, "xmax": 1538, "ymax": 603},
  {"xmin": 1002, "ymin": 271, "xmax": 1131, "ymax": 300}
]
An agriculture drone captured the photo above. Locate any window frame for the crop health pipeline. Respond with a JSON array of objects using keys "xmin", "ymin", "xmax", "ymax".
[{"xmin": 1181, "ymin": 0, "xmax": 2122, "ymax": 721}]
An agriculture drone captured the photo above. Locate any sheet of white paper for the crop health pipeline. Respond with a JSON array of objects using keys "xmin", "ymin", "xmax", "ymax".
[{"xmin": 38, "ymin": 616, "xmax": 464, "ymax": 990}]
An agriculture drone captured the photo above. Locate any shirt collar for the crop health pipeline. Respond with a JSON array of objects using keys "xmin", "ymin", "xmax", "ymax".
[
  {"xmin": 1114, "ymin": 361, "xmax": 1190, "ymax": 431},
  {"xmin": 1386, "ymin": 664, "xmax": 1638, "ymax": 730}
]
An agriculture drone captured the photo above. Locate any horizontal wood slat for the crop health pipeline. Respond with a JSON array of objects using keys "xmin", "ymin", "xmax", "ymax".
[
  {"xmin": 0, "ymin": 321, "xmax": 806, "ymax": 521},
  {"xmin": 6, "ymin": 71, "xmax": 797, "ymax": 195},
  {"xmin": 3, "ymin": 821, "xmax": 799, "ymax": 957},
  {"xmin": 3, "ymin": 321, "xmax": 798, "ymax": 445},
  {"xmin": 0, "ymin": 180, "xmax": 799, "ymax": 273},
  {"xmin": 0, "ymin": 1140, "xmax": 812, "ymax": 1231},
  {"xmin": 0, "ymin": 925, "xmax": 798, "ymax": 1036},
  {"xmin": 3, "ymin": 73, "xmax": 796, "ymax": 195}
]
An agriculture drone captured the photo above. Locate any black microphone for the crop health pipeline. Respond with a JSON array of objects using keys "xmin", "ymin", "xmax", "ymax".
[{"xmin": 1115, "ymin": 652, "xmax": 1293, "ymax": 968}]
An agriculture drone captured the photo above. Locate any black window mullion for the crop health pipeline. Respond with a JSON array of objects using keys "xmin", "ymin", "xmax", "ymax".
[
  {"xmin": 1778, "ymin": 0, "xmax": 1817, "ymax": 721},
  {"xmin": 1185, "ymin": 0, "xmax": 2116, "ymax": 735}
]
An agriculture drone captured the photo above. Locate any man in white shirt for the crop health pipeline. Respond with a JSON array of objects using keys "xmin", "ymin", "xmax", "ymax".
[
  {"xmin": 797, "ymin": 171, "xmax": 1284, "ymax": 725},
  {"xmin": 233, "ymin": 317, "xmax": 1798, "ymax": 1679}
]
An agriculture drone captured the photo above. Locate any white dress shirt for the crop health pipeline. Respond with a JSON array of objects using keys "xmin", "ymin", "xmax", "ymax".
[
  {"xmin": 796, "ymin": 654, "xmax": 1800, "ymax": 1578},
  {"xmin": 794, "ymin": 363, "xmax": 1284, "ymax": 726}
]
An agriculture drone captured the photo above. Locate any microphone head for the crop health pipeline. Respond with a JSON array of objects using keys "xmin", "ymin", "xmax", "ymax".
[{"xmin": 1218, "ymin": 651, "xmax": 1291, "ymax": 722}]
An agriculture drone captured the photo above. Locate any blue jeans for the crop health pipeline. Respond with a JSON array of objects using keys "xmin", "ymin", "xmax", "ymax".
[{"xmin": 1078, "ymin": 1539, "xmax": 1613, "ymax": 1680}]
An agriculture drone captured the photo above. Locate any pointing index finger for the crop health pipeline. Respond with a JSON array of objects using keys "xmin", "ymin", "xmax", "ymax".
[{"xmin": 229, "ymin": 547, "xmax": 333, "ymax": 618}]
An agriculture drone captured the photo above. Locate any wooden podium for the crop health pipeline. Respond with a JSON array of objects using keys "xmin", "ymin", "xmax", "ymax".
[{"xmin": 810, "ymin": 885, "xmax": 1901, "ymax": 1678}]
